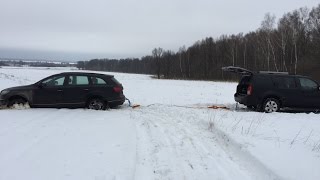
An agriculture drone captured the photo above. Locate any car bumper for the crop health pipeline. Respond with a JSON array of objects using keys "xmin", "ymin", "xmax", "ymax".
[
  {"xmin": 108, "ymin": 95, "xmax": 126, "ymax": 106},
  {"xmin": 234, "ymin": 93, "xmax": 257, "ymax": 106}
]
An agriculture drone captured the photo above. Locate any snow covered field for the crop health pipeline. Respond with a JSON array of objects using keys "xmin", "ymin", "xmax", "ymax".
[{"xmin": 0, "ymin": 67, "xmax": 319, "ymax": 180}]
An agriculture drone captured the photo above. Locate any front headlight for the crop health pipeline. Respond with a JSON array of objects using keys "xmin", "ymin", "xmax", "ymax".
[{"xmin": 0, "ymin": 90, "xmax": 10, "ymax": 95}]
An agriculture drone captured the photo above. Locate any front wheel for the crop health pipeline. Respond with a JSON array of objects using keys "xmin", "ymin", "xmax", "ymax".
[
  {"xmin": 262, "ymin": 98, "xmax": 280, "ymax": 113},
  {"xmin": 8, "ymin": 98, "xmax": 28, "ymax": 109},
  {"xmin": 87, "ymin": 98, "xmax": 107, "ymax": 110}
]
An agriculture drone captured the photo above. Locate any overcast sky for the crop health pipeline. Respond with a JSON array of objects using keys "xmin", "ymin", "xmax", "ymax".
[{"xmin": 0, "ymin": 0, "xmax": 319, "ymax": 61}]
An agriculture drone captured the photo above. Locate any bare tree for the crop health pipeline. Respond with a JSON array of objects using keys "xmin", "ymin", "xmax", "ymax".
[
  {"xmin": 260, "ymin": 13, "xmax": 277, "ymax": 71},
  {"xmin": 178, "ymin": 46, "xmax": 186, "ymax": 78},
  {"xmin": 152, "ymin": 47, "xmax": 164, "ymax": 79}
]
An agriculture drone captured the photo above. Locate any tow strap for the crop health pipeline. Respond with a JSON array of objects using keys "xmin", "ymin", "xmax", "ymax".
[
  {"xmin": 126, "ymin": 98, "xmax": 141, "ymax": 109},
  {"xmin": 125, "ymin": 98, "xmax": 228, "ymax": 110},
  {"xmin": 207, "ymin": 105, "xmax": 229, "ymax": 110}
]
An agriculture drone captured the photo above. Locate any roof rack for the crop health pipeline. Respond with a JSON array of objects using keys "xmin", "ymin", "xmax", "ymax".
[
  {"xmin": 222, "ymin": 66, "xmax": 253, "ymax": 75},
  {"xmin": 258, "ymin": 71, "xmax": 289, "ymax": 75}
]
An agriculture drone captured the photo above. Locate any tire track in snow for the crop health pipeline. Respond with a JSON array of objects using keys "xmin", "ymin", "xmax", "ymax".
[
  {"xmin": 145, "ymin": 106, "xmax": 252, "ymax": 180},
  {"xmin": 133, "ymin": 109, "xmax": 185, "ymax": 180},
  {"xmin": 133, "ymin": 105, "xmax": 282, "ymax": 180}
]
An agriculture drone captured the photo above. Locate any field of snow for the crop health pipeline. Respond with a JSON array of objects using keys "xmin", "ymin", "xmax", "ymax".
[{"xmin": 0, "ymin": 66, "xmax": 319, "ymax": 180}]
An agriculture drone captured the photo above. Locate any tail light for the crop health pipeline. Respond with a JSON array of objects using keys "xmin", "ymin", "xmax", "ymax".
[
  {"xmin": 247, "ymin": 84, "xmax": 253, "ymax": 95},
  {"xmin": 113, "ymin": 86, "xmax": 123, "ymax": 93}
]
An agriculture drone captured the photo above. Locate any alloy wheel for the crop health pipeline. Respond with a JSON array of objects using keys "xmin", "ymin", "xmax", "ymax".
[
  {"xmin": 88, "ymin": 99, "xmax": 105, "ymax": 110},
  {"xmin": 263, "ymin": 99, "xmax": 279, "ymax": 113}
]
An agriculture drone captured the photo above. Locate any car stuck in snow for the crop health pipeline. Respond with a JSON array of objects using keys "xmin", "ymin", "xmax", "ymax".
[{"xmin": 0, "ymin": 72, "xmax": 125, "ymax": 110}]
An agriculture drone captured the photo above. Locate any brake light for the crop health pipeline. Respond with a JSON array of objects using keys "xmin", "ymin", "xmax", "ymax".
[
  {"xmin": 113, "ymin": 86, "xmax": 122, "ymax": 93},
  {"xmin": 247, "ymin": 84, "xmax": 253, "ymax": 95}
]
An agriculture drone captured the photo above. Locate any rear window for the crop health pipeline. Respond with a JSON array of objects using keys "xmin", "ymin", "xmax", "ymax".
[
  {"xmin": 111, "ymin": 77, "xmax": 121, "ymax": 85},
  {"xmin": 239, "ymin": 76, "xmax": 251, "ymax": 85},
  {"xmin": 90, "ymin": 76, "xmax": 107, "ymax": 85}
]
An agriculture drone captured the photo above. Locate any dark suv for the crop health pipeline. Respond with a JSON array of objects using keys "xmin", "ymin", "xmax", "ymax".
[
  {"xmin": 223, "ymin": 66, "xmax": 320, "ymax": 112},
  {"xmin": 0, "ymin": 72, "xmax": 125, "ymax": 110}
]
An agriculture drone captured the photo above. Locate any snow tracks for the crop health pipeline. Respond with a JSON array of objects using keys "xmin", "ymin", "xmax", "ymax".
[{"xmin": 132, "ymin": 105, "xmax": 281, "ymax": 180}]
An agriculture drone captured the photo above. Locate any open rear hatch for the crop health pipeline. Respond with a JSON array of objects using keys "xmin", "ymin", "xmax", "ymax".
[
  {"xmin": 237, "ymin": 75, "xmax": 252, "ymax": 95},
  {"xmin": 222, "ymin": 66, "xmax": 253, "ymax": 95},
  {"xmin": 222, "ymin": 66, "xmax": 253, "ymax": 75}
]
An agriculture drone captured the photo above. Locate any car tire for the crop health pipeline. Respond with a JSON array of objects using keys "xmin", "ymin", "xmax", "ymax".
[
  {"xmin": 8, "ymin": 98, "xmax": 27, "ymax": 108},
  {"xmin": 87, "ymin": 98, "xmax": 107, "ymax": 110},
  {"xmin": 262, "ymin": 98, "xmax": 280, "ymax": 113}
]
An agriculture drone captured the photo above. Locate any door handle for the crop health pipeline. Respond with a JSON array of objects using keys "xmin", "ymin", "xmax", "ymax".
[
  {"xmin": 84, "ymin": 89, "xmax": 89, "ymax": 91},
  {"xmin": 57, "ymin": 89, "xmax": 63, "ymax": 92}
]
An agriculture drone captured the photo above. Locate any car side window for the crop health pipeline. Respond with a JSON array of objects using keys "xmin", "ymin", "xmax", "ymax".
[
  {"xmin": 254, "ymin": 76, "xmax": 272, "ymax": 87},
  {"xmin": 90, "ymin": 76, "xmax": 107, "ymax": 85},
  {"xmin": 273, "ymin": 77, "xmax": 297, "ymax": 89},
  {"xmin": 67, "ymin": 75, "xmax": 89, "ymax": 85},
  {"xmin": 299, "ymin": 78, "xmax": 318, "ymax": 90},
  {"xmin": 42, "ymin": 76, "xmax": 65, "ymax": 86}
]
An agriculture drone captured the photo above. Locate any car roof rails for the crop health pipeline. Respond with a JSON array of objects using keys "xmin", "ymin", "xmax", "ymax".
[
  {"xmin": 222, "ymin": 66, "xmax": 253, "ymax": 75},
  {"xmin": 258, "ymin": 71, "xmax": 289, "ymax": 75},
  {"xmin": 222, "ymin": 66, "xmax": 290, "ymax": 76}
]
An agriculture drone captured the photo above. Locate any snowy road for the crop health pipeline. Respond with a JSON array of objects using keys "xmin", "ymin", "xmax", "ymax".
[
  {"xmin": 0, "ymin": 106, "xmax": 278, "ymax": 180},
  {"xmin": 0, "ymin": 67, "xmax": 319, "ymax": 180},
  {"xmin": 133, "ymin": 105, "xmax": 279, "ymax": 180}
]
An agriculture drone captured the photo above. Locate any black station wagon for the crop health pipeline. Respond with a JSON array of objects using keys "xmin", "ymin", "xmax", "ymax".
[
  {"xmin": 223, "ymin": 66, "xmax": 320, "ymax": 113},
  {"xmin": 0, "ymin": 72, "xmax": 125, "ymax": 110}
]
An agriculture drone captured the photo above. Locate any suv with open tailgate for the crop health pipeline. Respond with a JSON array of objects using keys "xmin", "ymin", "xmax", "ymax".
[{"xmin": 223, "ymin": 66, "xmax": 320, "ymax": 113}]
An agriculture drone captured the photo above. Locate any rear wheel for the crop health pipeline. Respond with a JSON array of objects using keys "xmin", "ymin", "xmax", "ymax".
[
  {"xmin": 262, "ymin": 98, "xmax": 280, "ymax": 113},
  {"xmin": 87, "ymin": 98, "xmax": 107, "ymax": 110}
]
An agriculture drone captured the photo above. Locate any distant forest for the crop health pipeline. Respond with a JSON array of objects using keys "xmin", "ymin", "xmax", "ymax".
[
  {"xmin": 77, "ymin": 4, "xmax": 320, "ymax": 81},
  {"xmin": 0, "ymin": 60, "xmax": 74, "ymax": 67}
]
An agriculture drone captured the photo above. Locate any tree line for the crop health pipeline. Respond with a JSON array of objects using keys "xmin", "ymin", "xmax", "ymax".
[
  {"xmin": 0, "ymin": 60, "xmax": 74, "ymax": 67},
  {"xmin": 77, "ymin": 4, "xmax": 320, "ymax": 81}
]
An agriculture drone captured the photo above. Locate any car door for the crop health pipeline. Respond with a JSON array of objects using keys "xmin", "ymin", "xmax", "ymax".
[
  {"xmin": 89, "ymin": 76, "xmax": 114, "ymax": 99},
  {"xmin": 61, "ymin": 75, "xmax": 91, "ymax": 106},
  {"xmin": 297, "ymin": 77, "xmax": 320, "ymax": 108},
  {"xmin": 271, "ymin": 76, "xmax": 301, "ymax": 107},
  {"xmin": 33, "ymin": 75, "xmax": 66, "ymax": 106}
]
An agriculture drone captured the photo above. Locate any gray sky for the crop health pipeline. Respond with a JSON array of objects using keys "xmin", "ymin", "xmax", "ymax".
[{"xmin": 0, "ymin": 0, "xmax": 319, "ymax": 61}]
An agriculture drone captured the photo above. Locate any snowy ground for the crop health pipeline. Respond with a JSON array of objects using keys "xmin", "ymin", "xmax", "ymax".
[{"xmin": 0, "ymin": 66, "xmax": 319, "ymax": 180}]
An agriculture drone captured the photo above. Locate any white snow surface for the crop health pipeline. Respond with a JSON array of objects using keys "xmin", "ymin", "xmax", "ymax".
[{"xmin": 0, "ymin": 67, "xmax": 319, "ymax": 180}]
